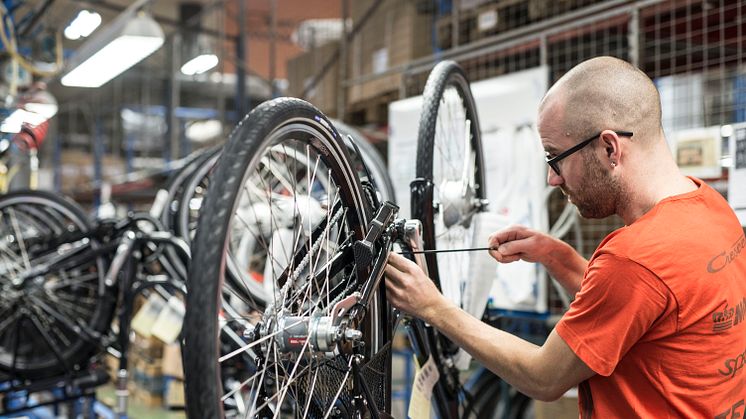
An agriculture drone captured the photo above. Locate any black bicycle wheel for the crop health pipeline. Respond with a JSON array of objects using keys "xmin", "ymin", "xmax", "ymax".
[
  {"xmin": 177, "ymin": 123, "xmax": 394, "ymax": 313},
  {"xmin": 184, "ymin": 98, "xmax": 391, "ymax": 418},
  {"xmin": 415, "ymin": 59, "xmax": 486, "ymax": 302},
  {"xmin": 462, "ymin": 369, "xmax": 533, "ymax": 419},
  {"xmin": 160, "ymin": 146, "xmax": 221, "ymax": 233},
  {"xmin": 332, "ymin": 119, "xmax": 396, "ymax": 205},
  {"xmin": 176, "ymin": 148, "xmax": 221, "ymax": 245},
  {"xmin": 412, "ymin": 60, "xmax": 487, "ymax": 416},
  {"xmin": 0, "ymin": 190, "xmax": 113, "ymax": 379}
]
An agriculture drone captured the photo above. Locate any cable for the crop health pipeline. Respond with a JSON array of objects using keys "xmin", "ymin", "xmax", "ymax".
[{"xmin": 0, "ymin": 3, "xmax": 63, "ymax": 78}]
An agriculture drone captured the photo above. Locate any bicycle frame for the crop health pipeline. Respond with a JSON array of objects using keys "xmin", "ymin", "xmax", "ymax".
[{"xmin": 4, "ymin": 211, "xmax": 190, "ymax": 417}]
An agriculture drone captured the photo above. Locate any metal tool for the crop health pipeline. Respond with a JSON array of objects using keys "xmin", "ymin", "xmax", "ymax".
[{"xmin": 400, "ymin": 246, "xmax": 496, "ymax": 255}]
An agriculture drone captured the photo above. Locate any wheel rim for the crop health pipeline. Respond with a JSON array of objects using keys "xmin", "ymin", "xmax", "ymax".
[
  {"xmin": 430, "ymin": 79, "xmax": 484, "ymax": 310},
  {"xmin": 0, "ymin": 195, "xmax": 106, "ymax": 376},
  {"xmin": 207, "ymin": 120, "xmax": 384, "ymax": 417}
]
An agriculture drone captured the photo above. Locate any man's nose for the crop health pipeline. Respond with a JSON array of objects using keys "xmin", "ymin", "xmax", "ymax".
[{"xmin": 547, "ymin": 167, "xmax": 563, "ymax": 187}]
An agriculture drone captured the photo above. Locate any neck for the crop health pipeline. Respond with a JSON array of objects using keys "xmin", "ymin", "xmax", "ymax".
[{"xmin": 616, "ymin": 150, "xmax": 697, "ymax": 225}]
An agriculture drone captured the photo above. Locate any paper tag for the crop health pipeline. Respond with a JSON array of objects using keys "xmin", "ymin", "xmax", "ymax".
[
  {"xmin": 131, "ymin": 294, "xmax": 167, "ymax": 337},
  {"xmin": 151, "ymin": 297, "xmax": 185, "ymax": 344},
  {"xmin": 408, "ymin": 354, "xmax": 440, "ymax": 419}
]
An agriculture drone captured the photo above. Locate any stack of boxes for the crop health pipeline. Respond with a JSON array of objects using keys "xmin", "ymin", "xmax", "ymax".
[
  {"xmin": 129, "ymin": 334, "xmax": 166, "ymax": 408},
  {"xmin": 120, "ymin": 294, "xmax": 186, "ymax": 410}
]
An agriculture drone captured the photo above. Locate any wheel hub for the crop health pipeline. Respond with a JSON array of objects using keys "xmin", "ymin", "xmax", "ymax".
[
  {"xmin": 254, "ymin": 293, "xmax": 364, "ymax": 357},
  {"xmin": 439, "ymin": 179, "xmax": 477, "ymax": 228}
]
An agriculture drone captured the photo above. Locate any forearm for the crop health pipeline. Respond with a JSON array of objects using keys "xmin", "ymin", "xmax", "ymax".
[
  {"xmin": 541, "ymin": 239, "xmax": 587, "ymax": 295},
  {"xmin": 425, "ymin": 303, "xmax": 567, "ymax": 401}
]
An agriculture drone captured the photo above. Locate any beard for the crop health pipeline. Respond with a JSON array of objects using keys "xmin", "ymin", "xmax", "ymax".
[{"xmin": 561, "ymin": 151, "xmax": 620, "ymax": 219}]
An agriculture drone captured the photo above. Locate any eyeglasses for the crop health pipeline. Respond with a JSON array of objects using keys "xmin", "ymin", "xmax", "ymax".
[{"xmin": 545, "ymin": 130, "xmax": 633, "ymax": 176}]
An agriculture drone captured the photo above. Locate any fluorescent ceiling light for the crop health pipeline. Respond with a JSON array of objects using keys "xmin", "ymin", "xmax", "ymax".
[
  {"xmin": 62, "ymin": 10, "xmax": 164, "ymax": 88},
  {"xmin": 64, "ymin": 10, "xmax": 102, "ymax": 40},
  {"xmin": 181, "ymin": 53, "xmax": 218, "ymax": 75}
]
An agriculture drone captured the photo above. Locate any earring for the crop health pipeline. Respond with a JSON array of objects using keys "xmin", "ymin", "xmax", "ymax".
[{"xmin": 611, "ymin": 162, "xmax": 616, "ymax": 167}]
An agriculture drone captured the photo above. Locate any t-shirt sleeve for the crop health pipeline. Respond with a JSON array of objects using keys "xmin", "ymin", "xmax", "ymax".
[{"xmin": 555, "ymin": 254, "xmax": 669, "ymax": 376}]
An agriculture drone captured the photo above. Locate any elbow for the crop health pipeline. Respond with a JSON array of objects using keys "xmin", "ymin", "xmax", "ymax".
[
  {"xmin": 533, "ymin": 388, "xmax": 564, "ymax": 402},
  {"xmin": 529, "ymin": 381, "xmax": 572, "ymax": 402}
]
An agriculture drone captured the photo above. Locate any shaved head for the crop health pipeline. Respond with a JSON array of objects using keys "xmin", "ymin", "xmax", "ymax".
[{"xmin": 540, "ymin": 56, "xmax": 663, "ymax": 145}]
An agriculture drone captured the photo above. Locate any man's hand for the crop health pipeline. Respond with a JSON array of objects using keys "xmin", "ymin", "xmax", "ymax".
[
  {"xmin": 488, "ymin": 225, "xmax": 588, "ymax": 296},
  {"xmin": 488, "ymin": 225, "xmax": 555, "ymax": 264},
  {"xmin": 384, "ymin": 252, "xmax": 452, "ymax": 323}
]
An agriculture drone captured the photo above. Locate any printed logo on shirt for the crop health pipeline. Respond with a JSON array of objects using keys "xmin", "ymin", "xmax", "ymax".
[
  {"xmin": 716, "ymin": 398, "xmax": 745, "ymax": 419},
  {"xmin": 718, "ymin": 347, "xmax": 746, "ymax": 379},
  {"xmin": 707, "ymin": 234, "xmax": 746, "ymax": 274},
  {"xmin": 712, "ymin": 298, "xmax": 746, "ymax": 333}
]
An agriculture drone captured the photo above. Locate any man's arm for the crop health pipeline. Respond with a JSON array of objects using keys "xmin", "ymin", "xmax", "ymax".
[
  {"xmin": 488, "ymin": 225, "xmax": 587, "ymax": 295},
  {"xmin": 385, "ymin": 253, "xmax": 595, "ymax": 401}
]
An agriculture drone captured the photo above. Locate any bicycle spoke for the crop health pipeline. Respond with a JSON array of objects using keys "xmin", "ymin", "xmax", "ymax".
[{"xmin": 6, "ymin": 208, "xmax": 32, "ymax": 272}]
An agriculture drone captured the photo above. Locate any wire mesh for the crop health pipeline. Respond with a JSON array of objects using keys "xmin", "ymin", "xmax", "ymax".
[{"xmin": 339, "ymin": 0, "xmax": 745, "ymax": 310}]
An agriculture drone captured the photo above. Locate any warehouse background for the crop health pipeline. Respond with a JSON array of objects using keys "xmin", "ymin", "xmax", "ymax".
[
  {"xmin": 1, "ymin": 0, "xmax": 743, "ymax": 416},
  {"xmin": 14, "ymin": 0, "xmax": 738, "ymax": 253}
]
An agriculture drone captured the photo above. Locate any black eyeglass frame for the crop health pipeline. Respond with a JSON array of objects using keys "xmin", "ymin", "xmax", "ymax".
[{"xmin": 546, "ymin": 130, "xmax": 633, "ymax": 176}]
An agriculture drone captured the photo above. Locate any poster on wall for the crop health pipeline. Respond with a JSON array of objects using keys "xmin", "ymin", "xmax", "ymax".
[
  {"xmin": 730, "ymin": 125, "xmax": 746, "ymax": 226},
  {"xmin": 388, "ymin": 65, "xmax": 550, "ymax": 313},
  {"xmin": 672, "ymin": 127, "xmax": 723, "ymax": 179}
]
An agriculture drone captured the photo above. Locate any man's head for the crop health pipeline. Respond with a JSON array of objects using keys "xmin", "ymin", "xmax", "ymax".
[{"xmin": 538, "ymin": 56, "xmax": 665, "ymax": 219}]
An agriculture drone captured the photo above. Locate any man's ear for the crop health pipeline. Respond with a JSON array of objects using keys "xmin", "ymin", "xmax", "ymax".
[{"xmin": 600, "ymin": 130, "xmax": 622, "ymax": 164}]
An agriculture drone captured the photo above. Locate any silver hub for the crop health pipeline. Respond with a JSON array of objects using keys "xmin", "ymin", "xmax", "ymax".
[{"xmin": 439, "ymin": 179, "xmax": 477, "ymax": 228}]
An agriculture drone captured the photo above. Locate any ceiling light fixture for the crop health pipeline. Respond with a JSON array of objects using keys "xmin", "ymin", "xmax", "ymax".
[
  {"xmin": 61, "ymin": 1, "xmax": 163, "ymax": 88},
  {"xmin": 181, "ymin": 53, "xmax": 218, "ymax": 75},
  {"xmin": 64, "ymin": 10, "xmax": 102, "ymax": 40}
]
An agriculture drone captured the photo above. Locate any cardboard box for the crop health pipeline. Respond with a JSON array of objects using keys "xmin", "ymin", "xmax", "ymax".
[
  {"xmin": 161, "ymin": 343, "xmax": 184, "ymax": 380},
  {"xmin": 130, "ymin": 383, "xmax": 164, "ymax": 408},
  {"xmin": 59, "ymin": 150, "xmax": 125, "ymax": 193},
  {"xmin": 287, "ymin": 40, "xmax": 340, "ymax": 116},
  {"xmin": 164, "ymin": 378, "xmax": 185, "ymax": 409},
  {"xmin": 347, "ymin": 0, "xmax": 432, "ymax": 106}
]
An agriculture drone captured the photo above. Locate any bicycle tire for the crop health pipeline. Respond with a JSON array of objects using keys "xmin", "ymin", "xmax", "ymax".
[
  {"xmin": 462, "ymin": 369, "xmax": 533, "ymax": 419},
  {"xmin": 0, "ymin": 190, "xmax": 114, "ymax": 379},
  {"xmin": 332, "ymin": 119, "xmax": 396, "ymax": 204},
  {"xmin": 184, "ymin": 98, "xmax": 391, "ymax": 418},
  {"xmin": 176, "ymin": 148, "xmax": 221, "ymax": 245},
  {"xmin": 415, "ymin": 59, "xmax": 486, "ymax": 297},
  {"xmin": 413, "ymin": 60, "xmax": 487, "ymax": 416},
  {"xmin": 176, "ymin": 124, "xmax": 394, "ymax": 312}
]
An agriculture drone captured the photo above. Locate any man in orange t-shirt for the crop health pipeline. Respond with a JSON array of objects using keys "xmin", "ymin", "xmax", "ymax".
[{"xmin": 385, "ymin": 56, "xmax": 746, "ymax": 417}]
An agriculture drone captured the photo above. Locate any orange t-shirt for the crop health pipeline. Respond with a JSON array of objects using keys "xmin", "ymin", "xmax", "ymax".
[{"xmin": 555, "ymin": 177, "xmax": 746, "ymax": 418}]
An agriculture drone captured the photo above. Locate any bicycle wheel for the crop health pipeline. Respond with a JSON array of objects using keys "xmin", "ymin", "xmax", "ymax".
[
  {"xmin": 411, "ymin": 60, "xmax": 487, "ymax": 415},
  {"xmin": 462, "ymin": 369, "xmax": 532, "ymax": 419},
  {"xmin": 332, "ymin": 120, "xmax": 396, "ymax": 204},
  {"xmin": 0, "ymin": 190, "xmax": 113, "ymax": 379},
  {"xmin": 415, "ymin": 59, "xmax": 486, "ymax": 306},
  {"xmin": 185, "ymin": 98, "xmax": 391, "ymax": 418},
  {"xmin": 176, "ymin": 148, "xmax": 221, "ymax": 245},
  {"xmin": 177, "ymin": 124, "xmax": 394, "ymax": 312}
]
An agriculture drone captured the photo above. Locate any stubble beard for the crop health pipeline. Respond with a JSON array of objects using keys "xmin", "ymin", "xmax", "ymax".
[{"xmin": 562, "ymin": 151, "xmax": 620, "ymax": 219}]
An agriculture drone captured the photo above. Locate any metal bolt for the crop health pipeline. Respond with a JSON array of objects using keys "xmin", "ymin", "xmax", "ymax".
[{"xmin": 344, "ymin": 329, "xmax": 363, "ymax": 341}]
